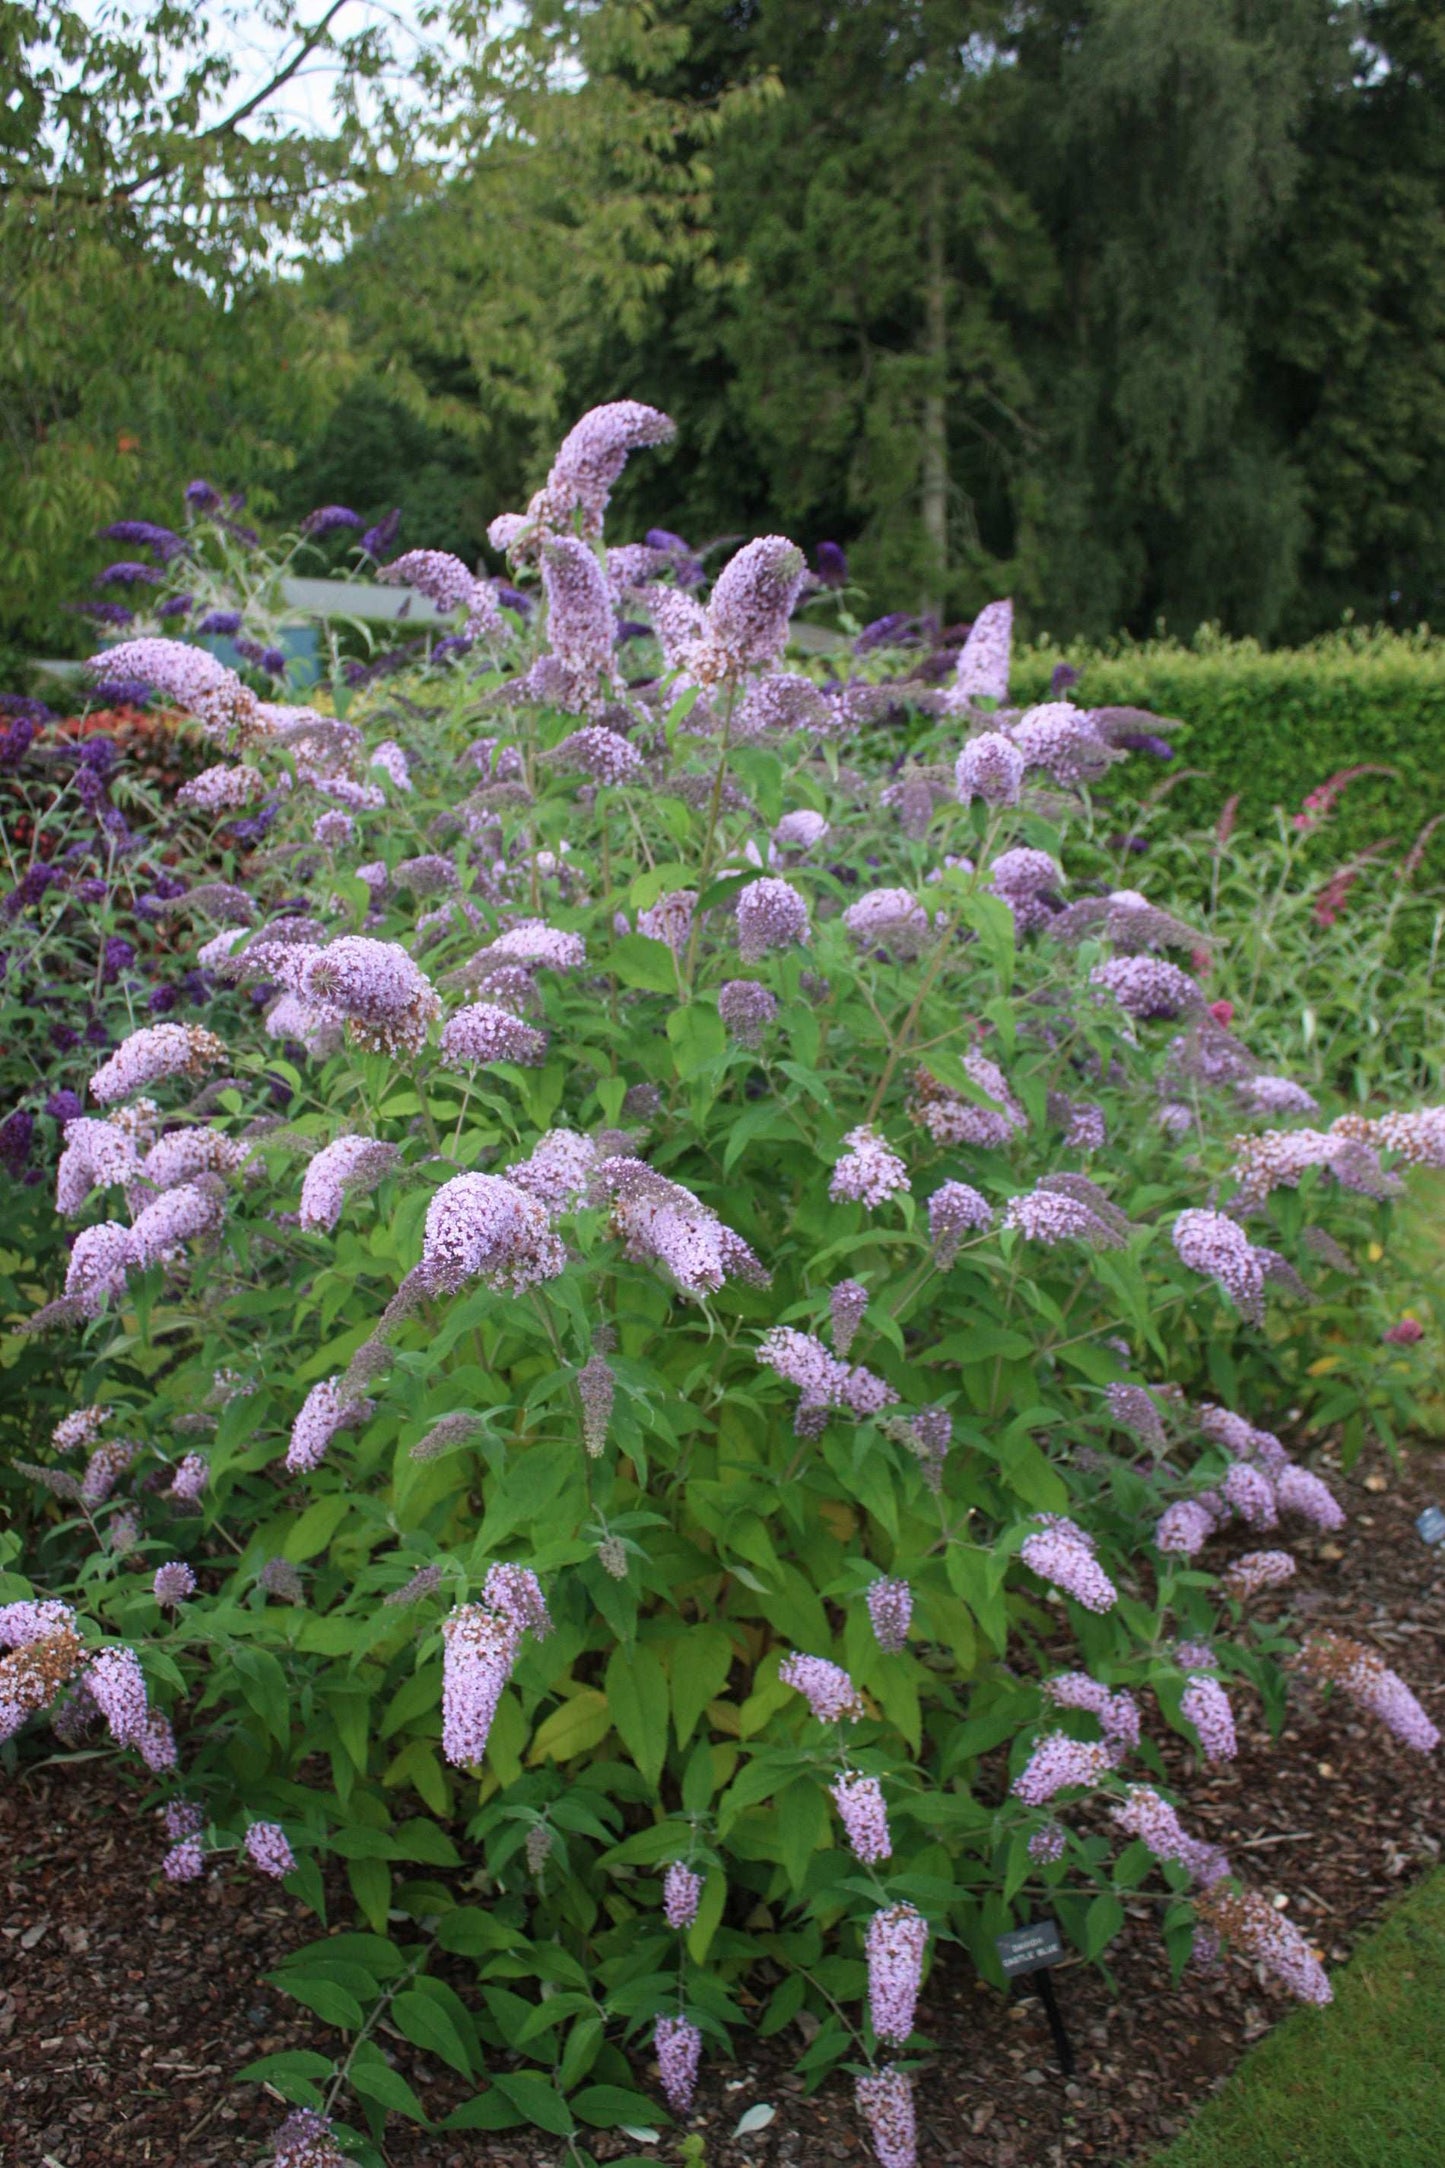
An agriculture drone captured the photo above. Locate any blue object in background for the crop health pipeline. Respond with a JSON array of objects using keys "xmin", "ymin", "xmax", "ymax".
[{"xmin": 194, "ymin": 621, "xmax": 321, "ymax": 690}]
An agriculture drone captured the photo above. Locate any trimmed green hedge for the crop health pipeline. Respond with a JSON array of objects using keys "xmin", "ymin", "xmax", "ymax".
[{"xmin": 1012, "ymin": 627, "xmax": 1445, "ymax": 871}]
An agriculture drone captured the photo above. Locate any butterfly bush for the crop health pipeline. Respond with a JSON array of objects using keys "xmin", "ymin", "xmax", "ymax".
[{"xmin": 3, "ymin": 398, "xmax": 1441, "ymax": 2168}]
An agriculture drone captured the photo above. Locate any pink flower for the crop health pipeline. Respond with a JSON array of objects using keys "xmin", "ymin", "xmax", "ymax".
[
  {"xmin": 856, "ymin": 2065, "xmax": 917, "ymax": 2168},
  {"xmin": 954, "ymin": 729, "xmax": 1024, "ymax": 805},
  {"xmin": 286, "ymin": 1376, "xmax": 372, "ymax": 1475},
  {"xmin": 85, "ymin": 1645, "xmax": 149, "ymax": 1747},
  {"xmin": 948, "ymin": 598, "xmax": 1012, "ymax": 705},
  {"xmin": 693, "ymin": 535, "xmax": 807, "ymax": 681},
  {"xmin": 735, "ymin": 876, "xmax": 810, "ymax": 961},
  {"xmin": 1020, "ymin": 1515, "xmax": 1118, "ymax": 1611},
  {"xmin": 1300, "ymin": 1632, "xmax": 1440, "ymax": 1752},
  {"xmin": 831, "ymin": 1771, "xmax": 891, "ymax": 1863},
  {"xmin": 927, "ymin": 1180, "xmax": 993, "ymax": 1263},
  {"xmin": 1172, "ymin": 1209, "xmax": 1270, "ymax": 1324},
  {"xmin": 663, "ymin": 1862, "xmax": 703, "ymax": 1929},
  {"xmin": 1384, "ymin": 1317, "xmax": 1424, "ymax": 1345},
  {"xmin": 421, "ymin": 1172, "xmax": 567, "ymax": 1295},
  {"xmin": 89, "ymin": 1024, "xmax": 227, "ymax": 1106},
  {"xmin": 829, "ymin": 1278, "xmax": 868, "ymax": 1358},
  {"xmin": 440, "ymin": 1002, "xmax": 549, "ymax": 1068},
  {"xmin": 866, "ymin": 1577, "xmax": 912, "ymax": 1654},
  {"xmin": 153, "ymin": 1562, "xmax": 197, "ymax": 1606},
  {"xmin": 1182, "ymin": 1675, "xmax": 1237, "ymax": 1761},
  {"xmin": 830, "ymin": 1125, "xmax": 910, "ymax": 1209},
  {"xmin": 298, "ymin": 1135, "xmax": 399, "ymax": 1233},
  {"xmin": 65, "ymin": 1222, "xmax": 134, "ymax": 1315},
  {"xmin": 1011, "ymin": 1731, "xmax": 1112, "ymax": 1804},
  {"xmin": 441, "ymin": 1602, "xmax": 521, "ymax": 1766},
  {"xmin": 654, "ymin": 2012, "xmax": 702, "ymax": 2116},
  {"xmin": 866, "ymin": 1902, "xmax": 928, "ymax": 2045},
  {"xmin": 540, "ymin": 535, "xmax": 616, "ymax": 706},
  {"xmin": 245, "ymin": 1822, "xmax": 297, "ymax": 1878},
  {"xmin": 779, "ymin": 1651, "xmax": 865, "ymax": 1722}
]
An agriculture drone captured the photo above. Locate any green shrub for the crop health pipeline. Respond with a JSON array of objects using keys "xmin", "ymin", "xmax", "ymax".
[{"xmin": 1015, "ymin": 627, "xmax": 1445, "ymax": 876}]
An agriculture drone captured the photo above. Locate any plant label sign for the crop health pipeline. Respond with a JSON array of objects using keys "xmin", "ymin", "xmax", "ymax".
[
  {"xmin": 995, "ymin": 1918, "xmax": 1065, "ymax": 1979},
  {"xmin": 1416, "ymin": 1506, "xmax": 1445, "ymax": 1548}
]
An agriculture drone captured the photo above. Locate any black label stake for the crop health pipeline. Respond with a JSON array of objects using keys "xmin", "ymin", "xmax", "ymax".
[{"xmin": 994, "ymin": 1918, "xmax": 1075, "ymax": 2079}]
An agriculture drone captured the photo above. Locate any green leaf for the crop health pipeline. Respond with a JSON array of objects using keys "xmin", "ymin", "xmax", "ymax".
[
  {"xmin": 605, "ymin": 1643, "xmax": 670, "ymax": 1788},
  {"xmin": 1083, "ymin": 1892, "xmax": 1125, "ymax": 1959},
  {"xmin": 442, "ymin": 2092, "xmax": 526, "ymax": 2130},
  {"xmin": 490, "ymin": 2071, "xmax": 575, "ymax": 2136},
  {"xmin": 391, "ymin": 1988, "xmax": 476, "ymax": 2078},
  {"xmin": 284, "ymin": 1493, "xmax": 353, "ymax": 1561},
  {"xmin": 686, "ymin": 1867, "xmax": 727, "ymax": 1964},
  {"xmin": 234, "ymin": 2049, "xmax": 335, "ymax": 2103},
  {"xmin": 611, "ymin": 934, "xmax": 678, "ymax": 992},
  {"xmin": 348, "ymin": 1855, "xmax": 391, "ymax": 1933},
  {"xmin": 669, "ymin": 1624, "xmax": 735, "ymax": 1747},
  {"xmin": 277, "ymin": 1973, "xmax": 366, "ymax": 2029},
  {"xmin": 529, "ymin": 1688, "xmax": 612, "ymax": 1764},
  {"xmin": 348, "ymin": 2039, "xmax": 430, "ymax": 2123},
  {"xmin": 666, "ymin": 1002, "xmax": 726, "ymax": 1079},
  {"xmin": 573, "ymin": 2084, "xmax": 669, "ymax": 2130},
  {"xmin": 233, "ymin": 1646, "xmax": 292, "ymax": 1747},
  {"xmin": 437, "ymin": 1907, "xmax": 528, "ymax": 1956}
]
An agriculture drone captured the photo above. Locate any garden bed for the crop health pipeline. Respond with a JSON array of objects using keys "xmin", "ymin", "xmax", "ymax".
[{"xmin": 5, "ymin": 1430, "xmax": 1442, "ymax": 2168}]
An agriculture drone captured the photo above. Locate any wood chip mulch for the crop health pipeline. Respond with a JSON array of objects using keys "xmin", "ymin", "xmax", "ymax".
[{"xmin": 5, "ymin": 1437, "xmax": 1444, "ymax": 2168}]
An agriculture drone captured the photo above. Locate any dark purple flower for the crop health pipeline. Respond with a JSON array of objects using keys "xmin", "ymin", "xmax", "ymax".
[
  {"xmin": 89, "ymin": 679, "xmax": 150, "ymax": 707},
  {"xmin": 103, "ymin": 937, "xmax": 136, "ymax": 981},
  {"xmin": 301, "ymin": 505, "xmax": 364, "ymax": 539},
  {"xmin": 494, "ymin": 582, "xmax": 532, "ymax": 616},
  {"xmin": 79, "ymin": 737, "xmax": 119, "ymax": 775},
  {"xmin": 360, "ymin": 508, "xmax": 402, "ymax": 559},
  {"xmin": 1116, "ymin": 731, "xmax": 1175, "ymax": 760},
  {"xmin": 147, "ymin": 984, "xmax": 180, "ymax": 1013},
  {"xmin": 185, "ymin": 480, "xmax": 221, "ymax": 511},
  {"xmin": 0, "ymin": 719, "xmax": 36, "ymax": 768},
  {"xmin": 50, "ymin": 1024, "xmax": 81, "ymax": 1053},
  {"xmin": 0, "ymin": 1110, "xmax": 34, "ymax": 1177},
  {"xmin": 1050, "ymin": 662, "xmax": 1081, "ymax": 696},
  {"xmin": 46, "ymin": 1090, "xmax": 84, "ymax": 1124},
  {"xmin": 75, "ymin": 878, "xmax": 107, "ymax": 904},
  {"xmin": 855, "ymin": 612, "xmax": 919, "ymax": 654},
  {"xmin": 432, "ymin": 634, "xmax": 474, "ymax": 661},
  {"xmin": 74, "ymin": 767, "xmax": 104, "ymax": 810},
  {"xmin": 96, "ymin": 562, "xmax": 164, "ymax": 587},
  {"xmin": 261, "ymin": 648, "xmax": 286, "ymax": 676},
  {"xmin": 0, "ymin": 693, "xmax": 55, "ymax": 726},
  {"xmin": 99, "ymin": 520, "xmax": 186, "ymax": 562},
  {"xmin": 5, "ymin": 864, "xmax": 62, "ymax": 917},
  {"xmin": 84, "ymin": 1019, "xmax": 112, "ymax": 1047},
  {"xmin": 156, "ymin": 594, "xmax": 193, "ymax": 621},
  {"xmin": 99, "ymin": 803, "xmax": 134, "ymax": 845},
  {"xmin": 814, "ymin": 540, "xmax": 849, "ymax": 587},
  {"xmin": 77, "ymin": 603, "xmax": 136, "ymax": 629},
  {"xmin": 196, "ymin": 611, "xmax": 243, "ymax": 637}
]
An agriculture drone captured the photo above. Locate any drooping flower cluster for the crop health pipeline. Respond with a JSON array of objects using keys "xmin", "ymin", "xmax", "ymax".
[
  {"xmin": 89, "ymin": 1024, "xmax": 228, "ymax": 1105},
  {"xmin": 1172, "ymin": 1208, "xmax": 1273, "ymax": 1324},
  {"xmin": 270, "ymin": 2106, "xmax": 350, "ymax": 2168},
  {"xmin": 866, "ymin": 1902, "xmax": 928, "ymax": 2044},
  {"xmin": 440, "ymin": 1002, "xmax": 549, "ymax": 1068},
  {"xmin": 1004, "ymin": 1174, "xmax": 1129, "ymax": 1250},
  {"xmin": 663, "ymin": 1861, "xmax": 703, "ymax": 1929},
  {"xmin": 1020, "ymin": 1515, "xmax": 1118, "ymax": 1612},
  {"xmin": 441, "ymin": 1601, "xmax": 522, "ymax": 1767},
  {"xmin": 855, "ymin": 2067, "xmax": 917, "ymax": 2168},
  {"xmin": 246, "ymin": 1821, "xmax": 297, "ymax": 1878},
  {"xmin": 286, "ymin": 1375, "xmax": 373, "ymax": 1475},
  {"xmin": 843, "ymin": 887, "xmax": 932, "ymax": 958},
  {"xmin": 1182, "ymin": 1674, "xmax": 1238, "ymax": 1761},
  {"xmin": 756, "ymin": 1326, "xmax": 897, "ymax": 1434},
  {"xmin": 1298, "ymin": 1632, "xmax": 1440, "ymax": 1752},
  {"xmin": 831, "ymin": 1771, "xmax": 891, "ymax": 1863},
  {"xmin": 779, "ymin": 1652, "xmax": 866, "ymax": 1723},
  {"xmin": 594, "ymin": 1157, "xmax": 767, "ymax": 1300},
  {"xmin": 927, "ymin": 1179, "xmax": 993, "ymax": 1263},
  {"xmin": 866, "ymin": 1577, "xmax": 912, "ymax": 1655},
  {"xmin": 654, "ymin": 2012, "xmax": 702, "ymax": 2116},
  {"xmin": 909, "ymin": 1054, "xmax": 1025, "ymax": 1148},
  {"xmin": 1193, "ymin": 1884, "xmax": 1332, "ymax": 2004},
  {"xmin": 1043, "ymin": 1671, "xmax": 1140, "ymax": 1757},
  {"xmin": 292, "ymin": 936, "xmax": 441, "ymax": 1056},
  {"xmin": 955, "ymin": 729, "xmax": 1025, "ymax": 806},
  {"xmin": 1011, "ymin": 1731, "xmax": 1114, "ymax": 1804},
  {"xmin": 1090, "ymin": 956, "xmax": 1203, "ymax": 1022},
  {"xmin": 718, "ymin": 978, "xmax": 778, "ymax": 1046},
  {"xmin": 298, "ymin": 1135, "xmax": 400, "ymax": 1232},
  {"xmin": 421, "ymin": 1172, "xmax": 567, "ymax": 1295}
]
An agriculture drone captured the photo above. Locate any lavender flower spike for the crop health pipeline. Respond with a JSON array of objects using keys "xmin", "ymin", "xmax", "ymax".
[
  {"xmin": 949, "ymin": 599, "xmax": 1013, "ymax": 705},
  {"xmin": 856, "ymin": 2066, "xmax": 917, "ymax": 2168},
  {"xmin": 654, "ymin": 2012, "xmax": 702, "ymax": 2116},
  {"xmin": 830, "ymin": 1125, "xmax": 910, "ymax": 1209},
  {"xmin": 831, "ymin": 1771, "xmax": 892, "ymax": 1864},
  {"xmin": 866, "ymin": 1902, "xmax": 928, "ymax": 2044},
  {"xmin": 245, "ymin": 1821, "xmax": 297, "ymax": 1878},
  {"xmin": 663, "ymin": 1861, "xmax": 703, "ymax": 1929},
  {"xmin": 441, "ymin": 1602, "xmax": 521, "ymax": 1766},
  {"xmin": 1019, "ymin": 1515, "xmax": 1118, "ymax": 1612},
  {"xmin": 779, "ymin": 1651, "xmax": 865, "ymax": 1722},
  {"xmin": 866, "ymin": 1576, "xmax": 912, "ymax": 1654}
]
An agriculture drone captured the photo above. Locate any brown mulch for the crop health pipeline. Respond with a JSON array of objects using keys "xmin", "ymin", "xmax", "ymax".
[{"xmin": 4, "ymin": 1437, "xmax": 1444, "ymax": 2168}]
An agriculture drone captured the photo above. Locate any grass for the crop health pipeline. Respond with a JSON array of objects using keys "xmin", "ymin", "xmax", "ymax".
[{"xmin": 1152, "ymin": 1870, "xmax": 1445, "ymax": 2167}]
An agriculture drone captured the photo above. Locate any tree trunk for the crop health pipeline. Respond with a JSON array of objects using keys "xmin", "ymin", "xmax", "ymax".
[{"xmin": 920, "ymin": 179, "xmax": 949, "ymax": 620}]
